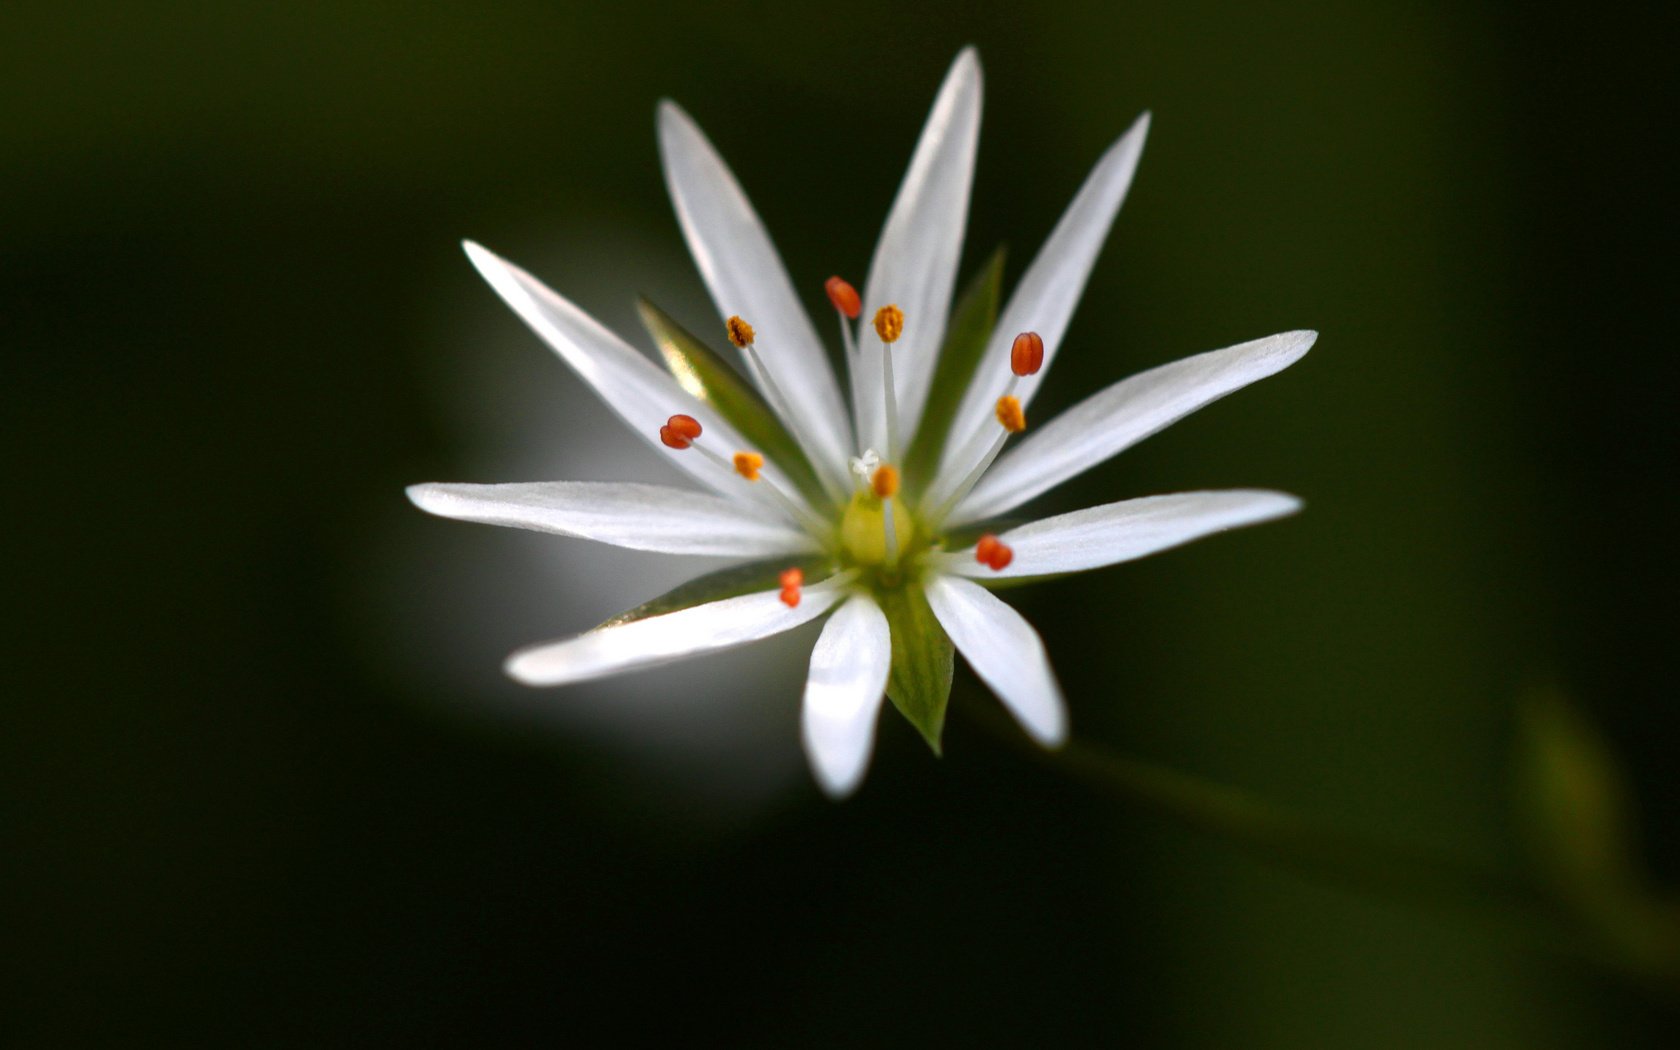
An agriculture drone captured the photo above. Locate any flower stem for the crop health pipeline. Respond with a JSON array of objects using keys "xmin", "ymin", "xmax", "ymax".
[{"xmin": 962, "ymin": 699, "xmax": 1573, "ymax": 943}]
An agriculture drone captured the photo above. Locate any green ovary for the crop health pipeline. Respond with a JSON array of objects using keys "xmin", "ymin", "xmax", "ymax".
[{"xmin": 839, "ymin": 491, "xmax": 918, "ymax": 568}]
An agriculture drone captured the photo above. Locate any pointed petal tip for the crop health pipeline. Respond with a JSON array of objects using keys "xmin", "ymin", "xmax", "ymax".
[
  {"xmin": 655, "ymin": 98, "xmax": 695, "ymax": 139},
  {"xmin": 461, "ymin": 239, "xmax": 510, "ymax": 283},
  {"xmin": 502, "ymin": 648, "xmax": 549, "ymax": 687},
  {"xmin": 404, "ymin": 482, "xmax": 442, "ymax": 511},
  {"xmin": 812, "ymin": 764, "xmax": 864, "ymax": 800},
  {"xmin": 950, "ymin": 45, "xmax": 982, "ymax": 79},
  {"xmin": 1032, "ymin": 719, "xmax": 1069, "ymax": 749}
]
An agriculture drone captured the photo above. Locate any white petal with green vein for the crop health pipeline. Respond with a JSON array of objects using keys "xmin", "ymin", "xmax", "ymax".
[
  {"xmin": 506, "ymin": 582, "xmax": 845, "ymax": 687},
  {"xmin": 951, "ymin": 330, "xmax": 1315, "ymax": 524},
  {"xmin": 941, "ymin": 113, "xmax": 1151, "ymax": 471},
  {"xmin": 407, "ymin": 481, "xmax": 817, "ymax": 557},
  {"xmin": 801, "ymin": 595, "xmax": 893, "ymax": 798},
  {"xmin": 856, "ymin": 47, "xmax": 982, "ymax": 454},
  {"xmin": 658, "ymin": 102, "xmax": 854, "ymax": 486},
  {"xmin": 462, "ymin": 242, "xmax": 803, "ymax": 508},
  {"xmin": 924, "ymin": 575, "xmax": 1066, "ymax": 746},
  {"xmin": 945, "ymin": 490, "xmax": 1301, "ymax": 578}
]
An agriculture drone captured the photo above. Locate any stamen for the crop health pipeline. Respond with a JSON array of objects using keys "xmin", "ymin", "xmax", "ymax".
[
  {"xmin": 1010, "ymin": 331, "xmax": 1045, "ymax": 376},
  {"xmin": 872, "ymin": 305, "xmax": 904, "ymax": 344},
  {"xmin": 974, "ymin": 533, "xmax": 1014, "ymax": 572},
  {"xmin": 658, "ymin": 415, "xmax": 825, "ymax": 533},
  {"xmin": 995, "ymin": 395, "xmax": 1026, "ymax": 434},
  {"xmin": 733, "ymin": 451, "xmax": 764, "ymax": 481},
  {"xmin": 870, "ymin": 464, "xmax": 900, "ymax": 499},
  {"xmin": 779, "ymin": 566, "xmax": 804, "ymax": 608},
  {"xmin": 726, "ymin": 315, "xmax": 755, "ymax": 348},
  {"xmin": 926, "ymin": 394, "xmax": 1027, "ymax": 525},
  {"xmin": 873, "ymin": 305, "xmax": 904, "ymax": 461},
  {"xmin": 825, "ymin": 277, "xmax": 862, "ymax": 319},
  {"xmin": 724, "ymin": 314, "xmax": 846, "ymax": 505},
  {"xmin": 829, "ymin": 276, "xmax": 861, "ymax": 362},
  {"xmin": 658, "ymin": 413, "xmax": 702, "ymax": 449},
  {"xmin": 871, "ymin": 464, "xmax": 901, "ymax": 571}
]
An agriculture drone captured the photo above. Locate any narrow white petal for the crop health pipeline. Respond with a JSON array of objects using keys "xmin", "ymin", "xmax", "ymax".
[
  {"xmin": 924, "ymin": 576, "xmax": 1066, "ymax": 746},
  {"xmin": 952, "ymin": 330, "xmax": 1316, "ymax": 524},
  {"xmin": 945, "ymin": 490, "xmax": 1301, "ymax": 578},
  {"xmin": 406, "ymin": 481, "xmax": 817, "ymax": 557},
  {"xmin": 801, "ymin": 595, "xmax": 892, "ymax": 797},
  {"xmin": 506, "ymin": 580, "xmax": 846, "ymax": 687},
  {"xmin": 856, "ymin": 48, "xmax": 982, "ymax": 452},
  {"xmin": 462, "ymin": 242, "xmax": 806, "ymax": 511},
  {"xmin": 941, "ymin": 113, "xmax": 1151, "ymax": 471},
  {"xmin": 657, "ymin": 102, "xmax": 854, "ymax": 485}
]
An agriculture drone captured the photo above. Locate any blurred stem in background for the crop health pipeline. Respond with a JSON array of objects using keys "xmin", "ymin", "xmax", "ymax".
[{"xmin": 966, "ymin": 688, "xmax": 1680, "ymax": 998}]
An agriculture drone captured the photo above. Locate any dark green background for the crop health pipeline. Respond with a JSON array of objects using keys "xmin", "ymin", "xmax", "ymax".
[{"xmin": 8, "ymin": 1, "xmax": 1676, "ymax": 1044}]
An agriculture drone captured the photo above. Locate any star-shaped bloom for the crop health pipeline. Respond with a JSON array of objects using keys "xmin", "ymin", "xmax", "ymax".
[{"xmin": 409, "ymin": 48, "xmax": 1315, "ymax": 797}]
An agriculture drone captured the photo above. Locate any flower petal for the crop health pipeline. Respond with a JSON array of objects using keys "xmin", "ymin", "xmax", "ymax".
[
  {"xmin": 462, "ymin": 242, "xmax": 807, "ymax": 511},
  {"xmin": 940, "ymin": 113, "xmax": 1151, "ymax": 472},
  {"xmin": 924, "ymin": 575, "xmax": 1066, "ymax": 746},
  {"xmin": 951, "ymin": 330, "xmax": 1316, "ymax": 523},
  {"xmin": 856, "ymin": 48, "xmax": 982, "ymax": 454},
  {"xmin": 505, "ymin": 578, "xmax": 846, "ymax": 687},
  {"xmin": 406, "ymin": 481, "xmax": 817, "ymax": 558},
  {"xmin": 945, "ymin": 490, "xmax": 1301, "ymax": 578},
  {"xmin": 657, "ymin": 102, "xmax": 854, "ymax": 488},
  {"xmin": 801, "ymin": 594, "xmax": 892, "ymax": 797}
]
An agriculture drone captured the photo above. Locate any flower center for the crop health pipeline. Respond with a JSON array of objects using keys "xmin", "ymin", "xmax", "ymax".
[{"xmin": 839, "ymin": 489, "xmax": 918, "ymax": 569}]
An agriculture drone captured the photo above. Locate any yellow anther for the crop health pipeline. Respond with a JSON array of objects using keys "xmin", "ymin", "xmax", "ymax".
[
  {"xmin": 872, "ymin": 304, "xmax": 904, "ymax": 344},
  {"xmin": 870, "ymin": 463, "xmax": 900, "ymax": 499},
  {"xmin": 732, "ymin": 451, "xmax": 764, "ymax": 481},
  {"xmin": 995, "ymin": 395, "xmax": 1026, "ymax": 434},
  {"xmin": 726, "ymin": 315, "xmax": 755, "ymax": 348}
]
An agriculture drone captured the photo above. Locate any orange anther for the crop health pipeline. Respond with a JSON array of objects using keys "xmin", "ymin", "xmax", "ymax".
[
  {"xmin": 659, "ymin": 413, "xmax": 702, "ymax": 449},
  {"xmin": 778, "ymin": 567, "xmax": 803, "ymax": 608},
  {"xmin": 825, "ymin": 276, "xmax": 862, "ymax": 319},
  {"xmin": 726, "ymin": 315, "xmax": 755, "ymax": 348},
  {"xmin": 872, "ymin": 304, "xmax": 904, "ymax": 343},
  {"xmin": 974, "ymin": 533, "xmax": 1013, "ymax": 571},
  {"xmin": 870, "ymin": 464, "xmax": 900, "ymax": 499},
  {"xmin": 995, "ymin": 395, "xmax": 1026, "ymax": 434},
  {"xmin": 1011, "ymin": 331, "xmax": 1045, "ymax": 376},
  {"xmin": 733, "ymin": 451, "xmax": 764, "ymax": 481}
]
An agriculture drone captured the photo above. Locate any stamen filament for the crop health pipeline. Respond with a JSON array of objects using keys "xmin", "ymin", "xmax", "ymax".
[
  {"xmin": 873, "ymin": 305, "xmax": 905, "ymax": 464},
  {"xmin": 689, "ymin": 438, "xmax": 827, "ymax": 534},
  {"xmin": 725, "ymin": 319, "xmax": 846, "ymax": 506},
  {"xmin": 881, "ymin": 498, "xmax": 900, "ymax": 571},
  {"xmin": 881, "ymin": 340, "xmax": 899, "ymax": 463},
  {"xmin": 928, "ymin": 426, "xmax": 1010, "ymax": 525},
  {"xmin": 871, "ymin": 463, "xmax": 902, "ymax": 573}
]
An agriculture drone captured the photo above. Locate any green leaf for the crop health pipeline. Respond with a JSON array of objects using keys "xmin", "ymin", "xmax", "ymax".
[
  {"xmin": 637, "ymin": 298, "xmax": 831, "ymax": 509},
  {"xmin": 876, "ymin": 584, "xmax": 954, "ymax": 754},
  {"xmin": 1514, "ymin": 687, "xmax": 1639, "ymax": 898},
  {"xmin": 596, "ymin": 554, "xmax": 836, "ymax": 631},
  {"xmin": 902, "ymin": 247, "xmax": 1005, "ymax": 496}
]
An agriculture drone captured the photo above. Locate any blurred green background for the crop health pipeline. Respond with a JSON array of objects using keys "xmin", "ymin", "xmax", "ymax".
[{"xmin": 7, "ymin": 0, "xmax": 1677, "ymax": 1045}]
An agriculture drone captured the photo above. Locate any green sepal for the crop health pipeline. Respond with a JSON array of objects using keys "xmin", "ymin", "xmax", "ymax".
[
  {"xmin": 595, "ymin": 553, "xmax": 837, "ymax": 631},
  {"xmin": 637, "ymin": 298, "xmax": 831, "ymax": 509},
  {"xmin": 876, "ymin": 583, "xmax": 954, "ymax": 754},
  {"xmin": 902, "ymin": 247, "xmax": 1006, "ymax": 496}
]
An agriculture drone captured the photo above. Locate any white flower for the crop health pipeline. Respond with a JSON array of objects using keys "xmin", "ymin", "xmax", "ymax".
[{"xmin": 409, "ymin": 48, "xmax": 1315, "ymax": 798}]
